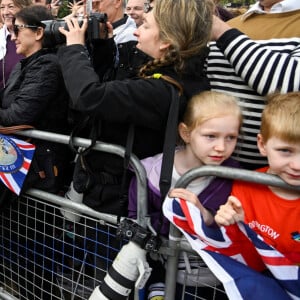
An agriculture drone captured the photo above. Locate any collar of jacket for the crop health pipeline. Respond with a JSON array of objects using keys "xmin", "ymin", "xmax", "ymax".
[
  {"xmin": 20, "ymin": 48, "xmax": 52, "ymax": 69},
  {"xmin": 112, "ymin": 14, "xmax": 128, "ymax": 29}
]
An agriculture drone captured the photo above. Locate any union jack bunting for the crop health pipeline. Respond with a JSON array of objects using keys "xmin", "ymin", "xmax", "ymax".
[
  {"xmin": 163, "ymin": 196, "xmax": 300, "ymax": 300},
  {"xmin": 0, "ymin": 135, "xmax": 35, "ymax": 195}
]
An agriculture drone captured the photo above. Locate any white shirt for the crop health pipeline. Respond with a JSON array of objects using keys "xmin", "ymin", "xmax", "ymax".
[
  {"xmin": 242, "ymin": 0, "xmax": 300, "ymax": 20},
  {"xmin": 0, "ymin": 25, "xmax": 10, "ymax": 60},
  {"xmin": 113, "ymin": 15, "xmax": 137, "ymax": 44},
  {"xmin": 172, "ymin": 165, "xmax": 213, "ymax": 196}
]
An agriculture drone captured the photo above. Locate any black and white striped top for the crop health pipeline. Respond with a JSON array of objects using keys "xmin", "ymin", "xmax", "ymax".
[{"xmin": 206, "ymin": 29, "xmax": 300, "ymax": 168}]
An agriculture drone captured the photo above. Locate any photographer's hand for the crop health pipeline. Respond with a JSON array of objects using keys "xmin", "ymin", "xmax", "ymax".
[
  {"xmin": 106, "ymin": 21, "xmax": 113, "ymax": 39},
  {"xmin": 59, "ymin": 17, "xmax": 88, "ymax": 46}
]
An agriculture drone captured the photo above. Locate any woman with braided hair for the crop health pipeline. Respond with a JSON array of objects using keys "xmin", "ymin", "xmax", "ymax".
[
  {"xmin": 57, "ymin": 0, "xmax": 213, "ymax": 216},
  {"xmin": 57, "ymin": 2, "xmax": 214, "ymax": 292}
]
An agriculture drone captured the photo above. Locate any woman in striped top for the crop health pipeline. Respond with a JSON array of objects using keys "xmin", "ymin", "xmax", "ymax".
[{"xmin": 206, "ymin": 2, "xmax": 300, "ymax": 169}]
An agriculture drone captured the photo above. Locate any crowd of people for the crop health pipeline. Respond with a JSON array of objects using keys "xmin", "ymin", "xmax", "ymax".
[{"xmin": 0, "ymin": 0, "xmax": 299, "ymax": 299}]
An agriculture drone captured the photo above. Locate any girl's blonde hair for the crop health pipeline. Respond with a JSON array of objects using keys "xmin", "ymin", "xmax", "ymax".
[
  {"xmin": 261, "ymin": 92, "xmax": 300, "ymax": 144},
  {"xmin": 139, "ymin": 0, "xmax": 214, "ymax": 76},
  {"xmin": 182, "ymin": 91, "xmax": 243, "ymax": 131}
]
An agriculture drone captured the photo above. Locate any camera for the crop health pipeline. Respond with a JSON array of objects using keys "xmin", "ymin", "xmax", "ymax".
[
  {"xmin": 42, "ymin": 12, "xmax": 108, "ymax": 48},
  {"xmin": 89, "ymin": 241, "xmax": 152, "ymax": 300},
  {"xmin": 88, "ymin": 220, "xmax": 158, "ymax": 299},
  {"xmin": 116, "ymin": 219, "xmax": 161, "ymax": 252}
]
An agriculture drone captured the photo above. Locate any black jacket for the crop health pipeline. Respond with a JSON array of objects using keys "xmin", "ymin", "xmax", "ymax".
[
  {"xmin": 87, "ymin": 15, "xmax": 149, "ymax": 81},
  {"xmin": 58, "ymin": 41, "xmax": 209, "ymax": 213},
  {"xmin": 0, "ymin": 49, "xmax": 71, "ymax": 192},
  {"xmin": 0, "ymin": 49, "xmax": 69, "ymax": 132},
  {"xmin": 112, "ymin": 15, "xmax": 149, "ymax": 80}
]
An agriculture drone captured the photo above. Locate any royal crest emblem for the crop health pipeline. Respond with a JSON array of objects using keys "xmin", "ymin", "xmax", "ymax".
[{"xmin": 0, "ymin": 135, "xmax": 35, "ymax": 195}]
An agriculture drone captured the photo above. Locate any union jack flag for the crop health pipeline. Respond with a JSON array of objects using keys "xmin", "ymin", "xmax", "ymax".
[
  {"xmin": 0, "ymin": 135, "xmax": 35, "ymax": 195},
  {"xmin": 163, "ymin": 196, "xmax": 300, "ymax": 300}
]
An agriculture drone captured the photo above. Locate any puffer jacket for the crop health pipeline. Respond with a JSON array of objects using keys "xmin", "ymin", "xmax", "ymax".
[
  {"xmin": 0, "ymin": 48, "xmax": 71, "ymax": 192},
  {"xmin": 0, "ymin": 48, "xmax": 69, "ymax": 132}
]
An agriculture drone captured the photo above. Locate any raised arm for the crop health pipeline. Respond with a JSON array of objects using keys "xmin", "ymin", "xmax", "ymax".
[{"xmin": 210, "ymin": 16, "xmax": 300, "ymax": 95}]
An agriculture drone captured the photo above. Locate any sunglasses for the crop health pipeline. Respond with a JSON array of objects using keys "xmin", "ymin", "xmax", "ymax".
[{"xmin": 13, "ymin": 24, "xmax": 39, "ymax": 37}]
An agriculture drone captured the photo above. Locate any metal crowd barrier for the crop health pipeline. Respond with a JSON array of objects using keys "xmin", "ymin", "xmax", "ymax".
[
  {"xmin": 16, "ymin": 129, "xmax": 149, "ymax": 229},
  {"xmin": 163, "ymin": 166, "xmax": 300, "ymax": 300},
  {"xmin": 0, "ymin": 129, "xmax": 150, "ymax": 300},
  {"xmin": 1, "ymin": 130, "xmax": 297, "ymax": 300}
]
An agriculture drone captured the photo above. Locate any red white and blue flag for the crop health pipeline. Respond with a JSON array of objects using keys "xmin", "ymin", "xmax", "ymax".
[
  {"xmin": 0, "ymin": 135, "xmax": 35, "ymax": 195},
  {"xmin": 163, "ymin": 196, "xmax": 300, "ymax": 300}
]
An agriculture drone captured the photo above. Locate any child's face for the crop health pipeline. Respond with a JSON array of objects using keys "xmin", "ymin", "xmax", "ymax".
[
  {"xmin": 258, "ymin": 135, "xmax": 300, "ymax": 186},
  {"xmin": 185, "ymin": 115, "xmax": 239, "ymax": 166}
]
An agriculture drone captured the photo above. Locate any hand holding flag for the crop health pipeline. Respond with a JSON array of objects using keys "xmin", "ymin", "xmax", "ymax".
[{"xmin": 163, "ymin": 196, "xmax": 300, "ymax": 299}]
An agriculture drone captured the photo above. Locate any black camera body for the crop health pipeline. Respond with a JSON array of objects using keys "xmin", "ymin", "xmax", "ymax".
[
  {"xmin": 42, "ymin": 13, "xmax": 107, "ymax": 48},
  {"xmin": 116, "ymin": 219, "xmax": 161, "ymax": 252}
]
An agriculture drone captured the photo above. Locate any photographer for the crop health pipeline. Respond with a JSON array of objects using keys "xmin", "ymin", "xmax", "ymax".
[
  {"xmin": 57, "ymin": 0, "xmax": 213, "ymax": 215},
  {"xmin": 57, "ymin": 0, "xmax": 213, "ymax": 291}
]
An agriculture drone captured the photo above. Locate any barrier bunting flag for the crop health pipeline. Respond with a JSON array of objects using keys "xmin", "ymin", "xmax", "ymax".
[
  {"xmin": 163, "ymin": 196, "xmax": 300, "ymax": 300},
  {"xmin": 0, "ymin": 134, "xmax": 35, "ymax": 195}
]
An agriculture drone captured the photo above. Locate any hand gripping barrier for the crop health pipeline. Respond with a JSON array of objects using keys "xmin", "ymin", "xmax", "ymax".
[
  {"xmin": 163, "ymin": 165, "xmax": 300, "ymax": 300},
  {"xmin": 2, "ymin": 129, "xmax": 299, "ymax": 300},
  {"xmin": 0, "ymin": 129, "xmax": 152, "ymax": 300}
]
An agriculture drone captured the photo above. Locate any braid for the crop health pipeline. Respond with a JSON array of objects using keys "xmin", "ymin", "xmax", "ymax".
[
  {"xmin": 139, "ymin": 59, "xmax": 159, "ymax": 78},
  {"xmin": 139, "ymin": 46, "xmax": 180, "ymax": 77},
  {"xmin": 139, "ymin": 0, "xmax": 214, "ymax": 77}
]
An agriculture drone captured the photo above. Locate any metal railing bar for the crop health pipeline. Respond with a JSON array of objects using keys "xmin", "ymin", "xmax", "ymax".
[
  {"xmin": 16, "ymin": 129, "xmax": 149, "ymax": 228},
  {"xmin": 175, "ymin": 165, "xmax": 300, "ymax": 191}
]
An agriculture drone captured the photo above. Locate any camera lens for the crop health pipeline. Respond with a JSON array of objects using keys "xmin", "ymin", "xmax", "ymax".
[
  {"xmin": 42, "ymin": 19, "xmax": 67, "ymax": 48},
  {"xmin": 41, "ymin": 13, "xmax": 108, "ymax": 48}
]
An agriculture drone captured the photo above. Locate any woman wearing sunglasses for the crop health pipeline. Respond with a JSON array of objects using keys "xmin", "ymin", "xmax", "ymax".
[
  {"xmin": 0, "ymin": 5, "xmax": 70, "ymax": 193},
  {"xmin": 0, "ymin": 0, "xmax": 31, "ymax": 89},
  {"xmin": 0, "ymin": 4, "xmax": 71, "ymax": 300}
]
